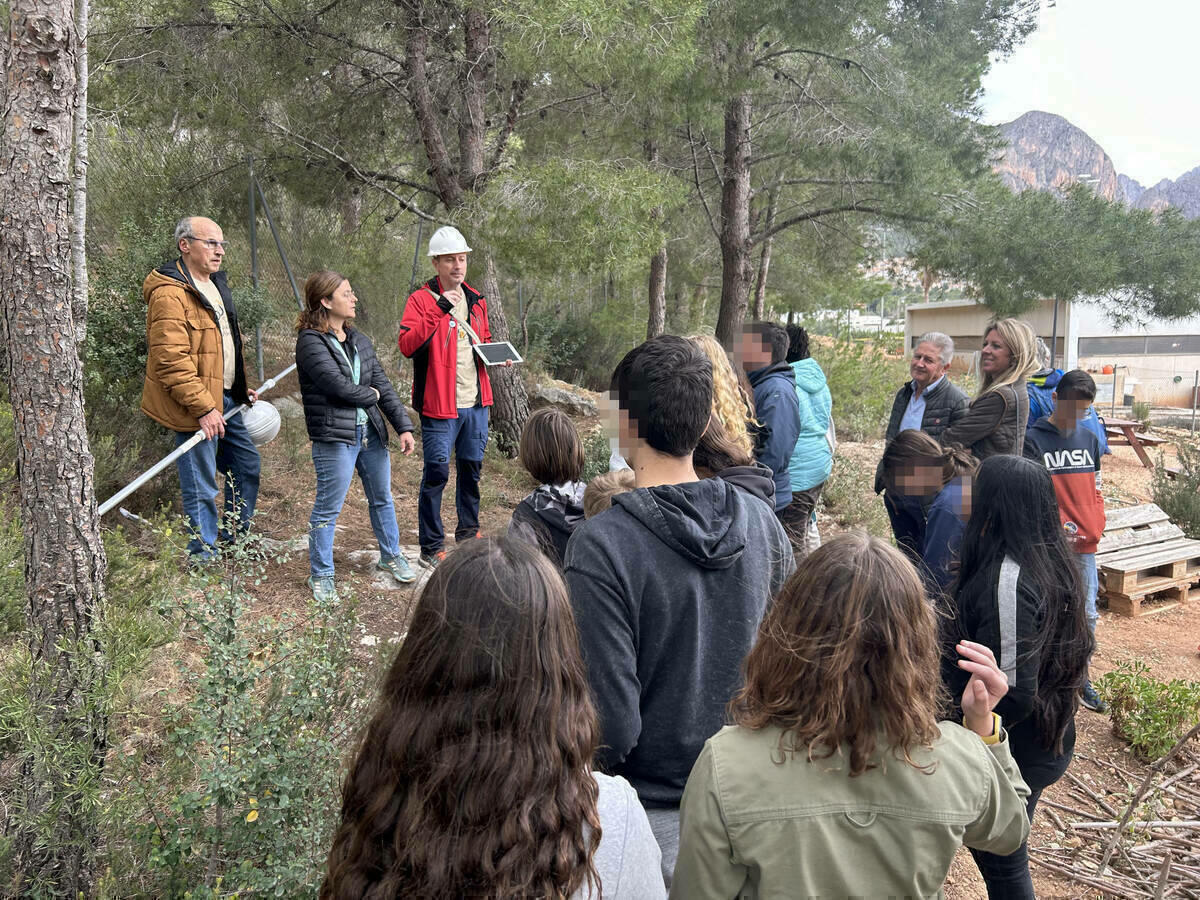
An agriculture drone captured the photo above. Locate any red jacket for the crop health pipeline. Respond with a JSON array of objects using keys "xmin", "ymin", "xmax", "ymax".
[
  {"xmin": 398, "ymin": 277, "xmax": 493, "ymax": 419},
  {"xmin": 1023, "ymin": 417, "xmax": 1106, "ymax": 554}
]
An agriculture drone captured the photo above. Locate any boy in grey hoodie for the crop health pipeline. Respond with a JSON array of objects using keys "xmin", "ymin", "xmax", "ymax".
[{"xmin": 564, "ymin": 335, "xmax": 795, "ymax": 886}]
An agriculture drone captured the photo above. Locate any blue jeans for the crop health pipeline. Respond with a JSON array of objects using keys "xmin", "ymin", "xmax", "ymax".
[
  {"xmin": 174, "ymin": 392, "xmax": 261, "ymax": 557},
  {"xmin": 308, "ymin": 425, "xmax": 402, "ymax": 578},
  {"xmin": 1078, "ymin": 551, "xmax": 1099, "ymax": 630},
  {"xmin": 418, "ymin": 407, "xmax": 489, "ymax": 553}
]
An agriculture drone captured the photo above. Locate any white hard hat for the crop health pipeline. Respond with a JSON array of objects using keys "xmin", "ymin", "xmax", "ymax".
[
  {"xmin": 427, "ymin": 225, "xmax": 472, "ymax": 257},
  {"xmin": 241, "ymin": 401, "xmax": 281, "ymax": 446}
]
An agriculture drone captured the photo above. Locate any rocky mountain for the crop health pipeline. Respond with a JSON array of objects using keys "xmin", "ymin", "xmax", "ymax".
[
  {"xmin": 996, "ymin": 111, "xmax": 1120, "ymax": 201},
  {"xmin": 995, "ymin": 110, "xmax": 1199, "ymax": 219}
]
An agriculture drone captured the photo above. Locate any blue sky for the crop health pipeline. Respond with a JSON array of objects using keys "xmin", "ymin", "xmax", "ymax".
[{"xmin": 980, "ymin": 0, "xmax": 1200, "ymax": 186}]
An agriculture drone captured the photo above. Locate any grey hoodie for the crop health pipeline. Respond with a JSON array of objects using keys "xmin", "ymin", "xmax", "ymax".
[{"xmin": 564, "ymin": 469, "xmax": 795, "ymax": 808}]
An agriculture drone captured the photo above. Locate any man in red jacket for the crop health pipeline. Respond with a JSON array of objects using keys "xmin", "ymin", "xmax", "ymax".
[{"xmin": 398, "ymin": 226, "xmax": 494, "ymax": 568}]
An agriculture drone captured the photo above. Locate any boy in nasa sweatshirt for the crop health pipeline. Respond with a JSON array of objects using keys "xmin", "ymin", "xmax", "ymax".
[{"xmin": 1024, "ymin": 368, "xmax": 1107, "ymax": 712}]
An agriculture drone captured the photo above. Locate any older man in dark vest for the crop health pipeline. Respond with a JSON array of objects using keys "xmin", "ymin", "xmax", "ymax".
[{"xmin": 875, "ymin": 332, "xmax": 969, "ymax": 560}]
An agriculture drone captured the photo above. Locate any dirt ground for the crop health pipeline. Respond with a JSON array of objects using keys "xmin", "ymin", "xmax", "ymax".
[{"xmin": 217, "ymin": 399, "xmax": 1199, "ymax": 898}]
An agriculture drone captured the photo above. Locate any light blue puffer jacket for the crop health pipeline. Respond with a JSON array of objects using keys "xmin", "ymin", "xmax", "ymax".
[{"xmin": 787, "ymin": 358, "xmax": 834, "ymax": 492}]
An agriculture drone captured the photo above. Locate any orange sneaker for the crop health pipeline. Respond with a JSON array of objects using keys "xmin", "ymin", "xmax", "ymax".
[{"xmin": 418, "ymin": 550, "xmax": 446, "ymax": 570}]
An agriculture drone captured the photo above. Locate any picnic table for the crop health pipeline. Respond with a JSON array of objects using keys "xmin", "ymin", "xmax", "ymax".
[{"xmin": 1099, "ymin": 416, "xmax": 1168, "ymax": 469}]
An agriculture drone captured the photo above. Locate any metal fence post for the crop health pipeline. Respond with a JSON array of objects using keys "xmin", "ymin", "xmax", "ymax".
[
  {"xmin": 248, "ymin": 156, "xmax": 265, "ymax": 382},
  {"xmin": 255, "ymin": 180, "xmax": 304, "ymax": 311},
  {"xmin": 1111, "ymin": 365, "xmax": 1118, "ymax": 418},
  {"xmin": 1192, "ymin": 370, "xmax": 1198, "ymax": 435}
]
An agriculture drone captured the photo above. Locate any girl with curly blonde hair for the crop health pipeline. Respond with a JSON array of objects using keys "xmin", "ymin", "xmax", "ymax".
[{"xmin": 688, "ymin": 334, "xmax": 758, "ymax": 458}]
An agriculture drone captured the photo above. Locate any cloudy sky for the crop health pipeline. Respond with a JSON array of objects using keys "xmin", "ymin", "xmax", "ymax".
[{"xmin": 979, "ymin": 0, "xmax": 1200, "ymax": 186}]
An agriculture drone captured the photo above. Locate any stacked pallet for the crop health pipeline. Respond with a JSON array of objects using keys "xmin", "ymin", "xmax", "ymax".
[{"xmin": 1096, "ymin": 504, "xmax": 1200, "ymax": 616}]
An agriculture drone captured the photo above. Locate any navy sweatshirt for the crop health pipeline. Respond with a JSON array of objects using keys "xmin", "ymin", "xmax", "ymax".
[
  {"xmin": 747, "ymin": 362, "xmax": 801, "ymax": 511},
  {"xmin": 564, "ymin": 468, "xmax": 795, "ymax": 808}
]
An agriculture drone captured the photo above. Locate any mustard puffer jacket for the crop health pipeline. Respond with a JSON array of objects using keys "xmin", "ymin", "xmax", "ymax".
[{"xmin": 140, "ymin": 261, "xmax": 249, "ymax": 432}]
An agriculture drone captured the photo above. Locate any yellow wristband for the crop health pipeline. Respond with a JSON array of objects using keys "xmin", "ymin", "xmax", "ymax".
[{"xmin": 965, "ymin": 712, "xmax": 1002, "ymax": 745}]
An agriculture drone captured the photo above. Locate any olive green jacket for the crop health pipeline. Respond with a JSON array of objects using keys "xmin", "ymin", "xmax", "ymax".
[{"xmin": 670, "ymin": 722, "xmax": 1030, "ymax": 900}]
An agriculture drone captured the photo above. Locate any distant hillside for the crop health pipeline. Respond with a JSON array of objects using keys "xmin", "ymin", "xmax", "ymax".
[{"xmin": 995, "ymin": 111, "xmax": 1199, "ymax": 219}]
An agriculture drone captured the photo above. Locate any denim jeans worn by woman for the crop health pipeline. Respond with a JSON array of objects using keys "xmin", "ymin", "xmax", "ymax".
[{"xmin": 309, "ymin": 424, "xmax": 405, "ymax": 581}]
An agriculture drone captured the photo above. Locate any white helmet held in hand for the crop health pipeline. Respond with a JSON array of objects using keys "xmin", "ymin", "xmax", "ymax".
[
  {"xmin": 427, "ymin": 226, "xmax": 472, "ymax": 257},
  {"xmin": 241, "ymin": 400, "xmax": 281, "ymax": 446}
]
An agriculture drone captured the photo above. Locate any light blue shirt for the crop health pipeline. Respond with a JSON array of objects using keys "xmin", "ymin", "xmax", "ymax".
[{"xmin": 899, "ymin": 375, "xmax": 945, "ymax": 433}]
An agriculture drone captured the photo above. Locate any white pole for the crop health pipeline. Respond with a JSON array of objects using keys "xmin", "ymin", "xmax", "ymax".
[{"xmin": 97, "ymin": 364, "xmax": 297, "ymax": 516}]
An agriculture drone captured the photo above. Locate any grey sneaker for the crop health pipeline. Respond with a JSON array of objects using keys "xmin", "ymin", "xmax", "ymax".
[
  {"xmin": 1081, "ymin": 682, "xmax": 1108, "ymax": 713},
  {"xmin": 307, "ymin": 575, "xmax": 338, "ymax": 602},
  {"xmin": 418, "ymin": 550, "xmax": 446, "ymax": 570},
  {"xmin": 377, "ymin": 554, "xmax": 417, "ymax": 584}
]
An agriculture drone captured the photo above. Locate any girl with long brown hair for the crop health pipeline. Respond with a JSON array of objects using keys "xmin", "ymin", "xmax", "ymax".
[
  {"xmin": 322, "ymin": 537, "xmax": 665, "ymax": 899},
  {"xmin": 670, "ymin": 532, "xmax": 1031, "ymax": 899}
]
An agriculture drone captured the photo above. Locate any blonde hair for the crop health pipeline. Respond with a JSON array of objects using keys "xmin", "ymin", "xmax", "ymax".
[
  {"xmin": 583, "ymin": 470, "xmax": 635, "ymax": 519},
  {"xmin": 980, "ymin": 318, "xmax": 1039, "ymax": 396},
  {"xmin": 688, "ymin": 334, "xmax": 756, "ymax": 458}
]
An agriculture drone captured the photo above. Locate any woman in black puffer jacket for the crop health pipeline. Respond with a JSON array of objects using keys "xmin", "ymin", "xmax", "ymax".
[{"xmin": 296, "ymin": 270, "xmax": 416, "ymax": 600}]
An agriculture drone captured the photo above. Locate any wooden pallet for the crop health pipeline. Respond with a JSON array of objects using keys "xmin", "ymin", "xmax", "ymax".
[{"xmin": 1097, "ymin": 504, "xmax": 1200, "ymax": 616}]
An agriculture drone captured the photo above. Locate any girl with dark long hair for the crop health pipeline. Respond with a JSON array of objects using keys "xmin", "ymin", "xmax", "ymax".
[
  {"xmin": 880, "ymin": 429, "xmax": 978, "ymax": 594},
  {"xmin": 947, "ymin": 454, "xmax": 1094, "ymax": 899},
  {"xmin": 670, "ymin": 533, "xmax": 1031, "ymax": 898},
  {"xmin": 322, "ymin": 537, "xmax": 665, "ymax": 899}
]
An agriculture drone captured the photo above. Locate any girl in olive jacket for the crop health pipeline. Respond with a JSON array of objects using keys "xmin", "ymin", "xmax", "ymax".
[{"xmin": 671, "ymin": 533, "xmax": 1030, "ymax": 899}]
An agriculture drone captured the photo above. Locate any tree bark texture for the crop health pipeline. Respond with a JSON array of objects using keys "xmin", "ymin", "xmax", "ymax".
[
  {"xmin": 0, "ymin": 0, "xmax": 109, "ymax": 894},
  {"xmin": 715, "ymin": 90, "xmax": 752, "ymax": 347},
  {"xmin": 480, "ymin": 255, "xmax": 529, "ymax": 456},
  {"xmin": 69, "ymin": 0, "xmax": 88, "ymax": 346},
  {"xmin": 751, "ymin": 188, "xmax": 778, "ymax": 321},
  {"xmin": 644, "ymin": 139, "xmax": 667, "ymax": 339}
]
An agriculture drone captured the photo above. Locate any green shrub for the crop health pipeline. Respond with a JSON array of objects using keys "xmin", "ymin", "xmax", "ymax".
[
  {"xmin": 108, "ymin": 532, "xmax": 367, "ymax": 897},
  {"xmin": 819, "ymin": 342, "xmax": 908, "ymax": 442},
  {"xmin": 1096, "ymin": 660, "xmax": 1200, "ymax": 761},
  {"xmin": 1152, "ymin": 441, "xmax": 1200, "ymax": 539},
  {"xmin": 1131, "ymin": 400, "xmax": 1152, "ymax": 428},
  {"xmin": 821, "ymin": 453, "xmax": 890, "ymax": 538}
]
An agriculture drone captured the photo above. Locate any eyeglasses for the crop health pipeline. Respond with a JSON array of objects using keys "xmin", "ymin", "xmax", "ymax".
[{"xmin": 185, "ymin": 235, "xmax": 230, "ymax": 250}]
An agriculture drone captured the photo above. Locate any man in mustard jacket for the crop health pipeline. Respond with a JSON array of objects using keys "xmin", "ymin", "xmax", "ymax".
[{"xmin": 141, "ymin": 216, "xmax": 260, "ymax": 559}]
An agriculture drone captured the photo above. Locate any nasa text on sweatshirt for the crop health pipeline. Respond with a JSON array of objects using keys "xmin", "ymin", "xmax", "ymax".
[{"xmin": 1024, "ymin": 417, "xmax": 1106, "ymax": 554}]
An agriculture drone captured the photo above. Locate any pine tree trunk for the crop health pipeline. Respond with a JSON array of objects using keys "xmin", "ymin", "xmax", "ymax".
[
  {"xmin": 715, "ymin": 89, "xmax": 752, "ymax": 347},
  {"xmin": 1, "ymin": 0, "xmax": 109, "ymax": 893},
  {"xmin": 480, "ymin": 254, "xmax": 529, "ymax": 456},
  {"xmin": 646, "ymin": 246, "xmax": 667, "ymax": 339},
  {"xmin": 751, "ymin": 188, "xmax": 778, "ymax": 321},
  {"xmin": 70, "ymin": 0, "xmax": 89, "ymax": 347}
]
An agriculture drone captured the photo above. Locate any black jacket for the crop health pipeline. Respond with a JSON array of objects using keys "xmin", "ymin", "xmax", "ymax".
[
  {"xmin": 943, "ymin": 556, "xmax": 1076, "ymax": 790},
  {"xmin": 295, "ymin": 327, "xmax": 413, "ymax": 446},
  {"xmin": 508, "ymin": 482, "xmax": 587, "ymax": 568},
  {"xmin": 875, "ymin": 378, "xmax": 970, "ymax": 494},
  {"xmin": 563, "ymin": 466, "xmax": 795, "ymax": 807}
]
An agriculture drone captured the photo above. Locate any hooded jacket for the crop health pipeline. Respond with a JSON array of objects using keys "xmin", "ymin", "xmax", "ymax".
[
  {"xmin": 1023, "ymin": 417, "xmax": 1106, "ymax": 554},
  {"xmin": 563, "ymin": 468, "xmax": 795, "ymax": 808},
  {"xmin": 141, "ymin": 261, "xmax": 249, "ymax": 432},
  {"xmin": 508, "ymin": 481, "xmax": 587, "ymax": 568},
  {"xmin": 295, "ymin": 327, "xmax": 413, "ymax": 447},
  {"xmin": 397, "ymin": 276, "xmax": 494, "ymax": 419},
  {"xmin": 1026, "ymin": 369, "xmax": 1111, "ymax": 455},
  {"xmin": 786, "ymin": 358, "xmax": 834, "ymax": 493},
  {"xmin": 747, "ymin": 362, "xmax": 801, "ymax": 510}
]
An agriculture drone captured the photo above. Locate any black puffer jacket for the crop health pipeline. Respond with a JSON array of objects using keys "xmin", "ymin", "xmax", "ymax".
[{"xmin": 296, "ymin": 327, "xmax": 413, "ymax": 446}]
